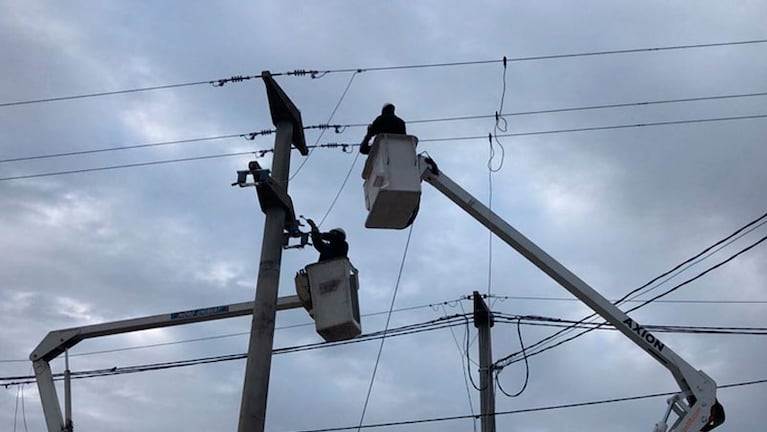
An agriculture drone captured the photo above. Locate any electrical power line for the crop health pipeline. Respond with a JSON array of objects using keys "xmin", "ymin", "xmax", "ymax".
[
  {"xmin": 492, "ymin": 210, "xmax": 767, "ymax": 369},
  {"xmin": 439, "ymin": 306, "xmax": 478, "ymax": 432},
  {"xmin": 356, "ymin": 225, "xmax": 415, "ymax": 432},
  {"xmin": 5, "ymin": 312, "xmax": 762, "ymax": 380},
  {"xmin": 0, "ymin": 71, "xmax": 311, "ymax": 108},
  {"xmin": 5, "ymin": 312, "xmax": 761, "ymax": 368},
  {"xmin": 494, "ymin": 313, "xmax": 767, "ymax": 335},
  {"xmin": 3, "ymin": 112, "xmax": 766, "ymax": 182},
  {"xmin": 3, "ymin": 311, "xmax": 762, "ymax": 391},
  {"xmin": 317, "ymin": 152, "xmax": 361, "ymax": 227},
  {"xmin": 6, "ymin": 89, "xmax": 767, "ymax": 165},
  {"xmin": 482, "ymin": 294, "xmax": 767, "ymax": 304},
  {"xmin": 0, "ymin": 79, "xmax": 215, "ymax": 108},
  {"xmin": 0, "ymin": 133, "xmax": 264, "ymax": 163},
  {"xmin": 286, "ymin": 378, "xmax": 767, "ymax": 432},
  {"xmin": 486, "ymin": 57, "xmax": 509, "ymax": 300},
  {"xmin": 491, "ymin": 214, "xmax": 767, "ymax": 372},
  {"xmin": 625, "ymin": 234, "xmax": 767, "ymax": 313},
  {"xmin": 419, "ymin": 113, "xmax": 767, "ymax": 143},
  {"xmin": 297, "ymin": 39, "xmax": 767, "ymax": 78},
  {"xmin": 289, "ymin": 71, "xmax": 360, "ymax": 183},
  {"xmin": 308, "ymin": 71, "xmax": 363, "ymax": 226},
  {"xmin": 0, "ymin": 313, "xmax": 467, "ymax": 385},
  {"xmin": 495, "ymin": 231, "xmax": 767, "ymax": 369},
  {"xmin": 0, "ymin": 299, "xmax": 464, "ymax": 364},
  {"xmin": 0, "ymin": 151, "xmax": 257, "ymax": 182},
  {"xmin": 405, "ymin": 90, "xmax": 767, "ymax": 128},
  {"xmin": 4, "ymin": 38, "xmax": 766, "ymax": 109}
]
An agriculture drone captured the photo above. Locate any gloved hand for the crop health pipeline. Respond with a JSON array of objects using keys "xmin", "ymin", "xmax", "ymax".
[{"xmin": 306, "ymin": 218, "xmax": 318, "ymax": 232}]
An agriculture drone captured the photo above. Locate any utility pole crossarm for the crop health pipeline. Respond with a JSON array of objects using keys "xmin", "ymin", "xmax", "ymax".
[{"xmin": 417, "ymin": 156, "xmax": 723, "ymax": 432}]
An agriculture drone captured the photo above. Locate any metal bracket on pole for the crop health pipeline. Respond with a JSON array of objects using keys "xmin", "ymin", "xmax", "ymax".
[
  {"xmin": 473, "ymin": 291, "xmax": 494, "ymax": 329},
  {"xmin": 233, "ymin": 159, "xmax": 303, "ymax": 238}
]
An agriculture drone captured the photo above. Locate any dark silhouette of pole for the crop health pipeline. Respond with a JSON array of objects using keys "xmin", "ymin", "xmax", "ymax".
[
  {"xmin": 474, "ymin": 291, "xmax": 496, "ymax": 432},
  {"xmin": 238, "ymin": 71, "xmax": 307, "ymax": 432}
]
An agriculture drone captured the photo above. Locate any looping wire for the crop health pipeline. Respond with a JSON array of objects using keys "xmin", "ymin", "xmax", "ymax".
[
  {"xmin": 487, "ymin": 133, "xmax": 505, "ymax": 172},
  {"xmin": 495, "ymin": 316, "xmax": 530, "ymax": 398},
  {"xmin": 445, "ymin": 299, "xmax": 460, "ymax": 308}
]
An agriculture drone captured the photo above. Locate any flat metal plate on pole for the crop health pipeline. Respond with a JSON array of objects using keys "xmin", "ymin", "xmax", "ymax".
[{"xmin": 261, "ymin": 70, "xmax": 308, "ymax": 155}]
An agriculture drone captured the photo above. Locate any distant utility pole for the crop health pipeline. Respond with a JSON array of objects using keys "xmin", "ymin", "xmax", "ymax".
[
  {"xmin": 238, "ymin": 71, "xmax": 308, "ymax": 432},
  {"xmin": 473, "ymin": 291, "xmax": 496, "ymax": 432}
]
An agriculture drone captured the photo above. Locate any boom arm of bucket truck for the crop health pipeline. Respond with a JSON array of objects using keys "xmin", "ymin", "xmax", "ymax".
[{"xmin": 415, "ymin": 155, "xmax": 724, "ymax": 432}]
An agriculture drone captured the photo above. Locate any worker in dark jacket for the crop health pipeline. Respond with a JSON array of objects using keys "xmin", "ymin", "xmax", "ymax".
[
  {"xmin": 306, "ymin": 219, "xmax": 349, "ymax": 262},
  {"xmin": 360, "ymin": 103, "xmax": 406, "ymax": 155}
]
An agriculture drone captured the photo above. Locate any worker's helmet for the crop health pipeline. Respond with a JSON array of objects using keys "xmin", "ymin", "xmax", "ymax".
[
  {"xmin": 382, "ymin": 103, "xmax": 395, "ymax": 114},
  {"xmin": 330, "ymin": 228, "xmax": 346, "ymax": 240}
]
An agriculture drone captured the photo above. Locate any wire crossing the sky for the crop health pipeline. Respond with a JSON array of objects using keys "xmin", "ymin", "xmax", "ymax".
[
  {"xmin": 492, "ymin": 210, "xmax": 767, "ymax": 370},
  {"xmin": 4, "ymin": 313, "xmax": 765, "ymax": 383},
  {"xmin": 2, "ymin": 111, "xmax": 766, "ymax": 182},
  {"xmin": 494, "ymin": 226, "xmax": 767, "ymax": 370},
  {"xmin": 287, "ymin": 378, "xmax": 767, "ymax": 432},
  {"xmin": 2, "ymin": 38, "xmax": 766, "ymax": 108},
  {"xmin": 3, "ymin": 296, "xmax": 762, "ymax": 365},
  {"xmin": 4, "ymin": 89, "xmax": 766, "ymax": 164}
]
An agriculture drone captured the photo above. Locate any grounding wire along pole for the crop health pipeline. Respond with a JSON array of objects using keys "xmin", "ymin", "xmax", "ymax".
[{"xmin": 238, "ymin": 71, "xmax": 307, "ymax": 432}]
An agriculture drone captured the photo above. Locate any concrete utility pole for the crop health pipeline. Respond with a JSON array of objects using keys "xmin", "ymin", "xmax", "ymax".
[
  {"xmin": 238, "ymin": 71, "xmax": 308, "ymax": 432},
  {"xmin": 473, "ymin": 291, "xmax": 496, "ymax": 432}
]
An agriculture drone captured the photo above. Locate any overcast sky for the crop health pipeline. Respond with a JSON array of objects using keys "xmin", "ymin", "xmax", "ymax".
[{"xmin": 2, "ymin": 1, "xmax": 767, "ymax": 431}]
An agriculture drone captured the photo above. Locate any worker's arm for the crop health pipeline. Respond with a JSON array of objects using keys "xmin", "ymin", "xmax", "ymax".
[
  {"xmin": 360, "ymin": 125, "xmax": 374, "ymax": 154},
  {"xmin": 307, "ymin": 219, "xmax": 329, "ymax": 253}
]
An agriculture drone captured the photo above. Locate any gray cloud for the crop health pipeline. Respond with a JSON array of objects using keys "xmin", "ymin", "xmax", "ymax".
[{"xmin": 2, "ymin": 1, "xmax": 766, "ymax": 431}]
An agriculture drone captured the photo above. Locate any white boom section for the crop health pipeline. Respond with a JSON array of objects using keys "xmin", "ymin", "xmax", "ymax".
[
  {"xmin": 30, "ymin": 296, "xmax": 302, "ymax": 432},
  {"xmin": 418, "ymin": 156, "xmax": 722, "ymax": 432}
]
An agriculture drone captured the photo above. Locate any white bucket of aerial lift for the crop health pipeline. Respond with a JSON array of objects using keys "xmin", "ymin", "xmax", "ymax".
[
  {"xmin": 361, "ymin": 133, "xmax": 421, "ymax": 229},
  {"xmin": 295, "ymin": 258, "xmax": 361, "ymax": 342}
]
